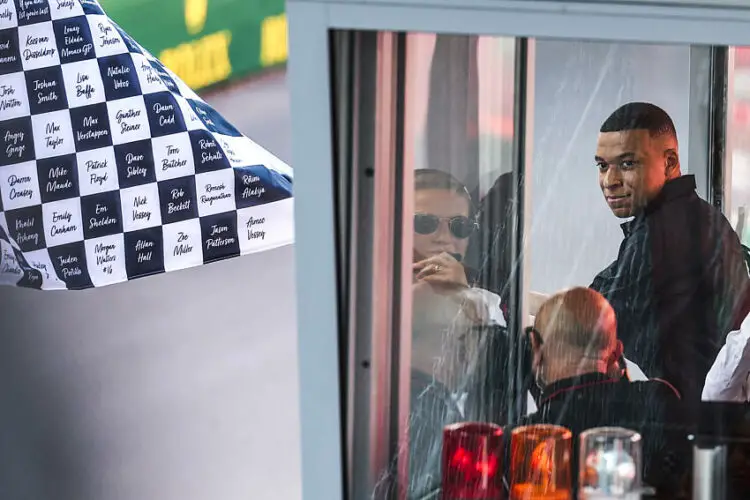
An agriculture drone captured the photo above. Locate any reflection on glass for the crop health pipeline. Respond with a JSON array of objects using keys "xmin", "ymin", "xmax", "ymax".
[
  {"xmin": 529, "ymin": 43, "xmax": 749, "ymax": 408},
  {"xmin": 730, "ymin": 47, "xmax": 750, "ymax": 247},
  {"xmin": 578, "ymin": 427, "xmax": 642, "ymax": 500},
  {"xmin": 441, "ymin": 422, "xmax": 504, "ymax": 499},
  {"xmin": 404, "ymin": 33, "xmax": 517, "ymax": 499},
  {"xmin": 718, "ymin": 47, "xmax": 750, "ymax": 405},
  {"xmin": 509, "ymin": 424, "xmax": 572, "ymax": 500},
  {"xmin": 393, "ymin": 32, "xmax": 750, "ymax": 499},
  {"xmin": 528, "ymin": 42, "xmax": 694, "ymax": 297}
]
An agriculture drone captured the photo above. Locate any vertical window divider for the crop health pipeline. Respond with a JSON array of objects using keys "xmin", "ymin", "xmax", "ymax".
[
  {"xmin": 388, "ymin": 31, "xmax": 414, "ymax": 500},
  {"xmin": 709, "ymin": 46, "xmax": 730, "ymax": 210},
  {"xmin": 508, "ymin": 37, "xmax": 534, "ymax": 423}
]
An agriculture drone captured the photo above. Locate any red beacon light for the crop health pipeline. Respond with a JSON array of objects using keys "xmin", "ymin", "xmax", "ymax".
[{"xmin": 442, "ymin": 422, "xmax": 505, "ymax": 500}]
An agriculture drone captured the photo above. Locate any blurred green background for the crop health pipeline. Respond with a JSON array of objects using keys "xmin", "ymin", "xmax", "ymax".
[{"xmin": 100, "ymin": 0, "xmax": 287, "ymax": 91}]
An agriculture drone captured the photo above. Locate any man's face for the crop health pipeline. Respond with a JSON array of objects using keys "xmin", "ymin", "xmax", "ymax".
[
  {"xmin": 413, "ymin": 189, "xmax": 471, "ymax": 260},
  {"xmin": 595, "ymin": 129, "xmax": 674, "ymax": 218}
]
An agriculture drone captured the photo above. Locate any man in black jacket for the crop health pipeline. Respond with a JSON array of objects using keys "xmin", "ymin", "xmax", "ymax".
[
  {"xmin": 590, "ymin": 102, "xmax": 750, "ymax": 413},
  {"xmin": 508, "ymin": 287, "xmax": 687, "ymax": 497}
]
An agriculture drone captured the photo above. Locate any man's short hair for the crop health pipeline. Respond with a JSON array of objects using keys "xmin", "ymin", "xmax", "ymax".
[{"xmin": 600, "ymin": 102, "xmax": 677, "ymax": 140}]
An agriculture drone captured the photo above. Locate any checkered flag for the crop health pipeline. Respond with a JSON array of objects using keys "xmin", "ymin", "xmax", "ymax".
[{"xmin": 0, "ymin": 0, "xmax": 293, "ymax": 290}]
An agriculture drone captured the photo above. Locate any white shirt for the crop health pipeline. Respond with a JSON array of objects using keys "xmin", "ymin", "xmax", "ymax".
[
  {"xmin": 411, "ymin": 284, "xmax": 506, "ymax": 416},
  {"xmin": 702, "ymin": 312, "xmax": 750, "ymax": 402}
]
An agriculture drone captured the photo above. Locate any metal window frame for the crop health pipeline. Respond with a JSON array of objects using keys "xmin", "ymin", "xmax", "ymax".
[
  {"xmin": 688, "ymin": 46, "xmax": 729, "ymax": 204},
  {"xmin": 340, "ymin": 33, "xmax": 535, "ymax": 500},
  {"xmin": 513, "ymin": 37, "xmax": 535, "ymax": 419},
  {"xmin": 709, "ymin": 47, "xmax": 731, "ymax": 209},
  {"xmin": 287, "ymin": 6, "xmax": 344, "ymax": 500},
  {"xmin": 337, "ymin": 30, "xmax": 378, "ymax": 500},
  {"xmin": 346, "ymin": 31, "xmax": 409, "ymax": 499},
  {"xmin": 287, "ymin": 2, "xmax": 748, "ymax": 500},
  {"xmin": 690, "ymin": 46, "xmax": 714, "ymax": 200},
  {"xmin": 321, "ymin": 28, "xmax": 414, "ymax": 500},
  {"xmin": 724, "ymin": 47, "xmax": 736, "ymax": 216}
]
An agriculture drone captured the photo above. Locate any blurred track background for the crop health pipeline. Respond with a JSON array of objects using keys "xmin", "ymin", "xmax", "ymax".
[
  {"xmin": 0, "ymin": 3, "xmax": 301, "ymax": 500},
  {"xmin": 202, "ymin": 70, "xmax": 291, "ymax": 163}
]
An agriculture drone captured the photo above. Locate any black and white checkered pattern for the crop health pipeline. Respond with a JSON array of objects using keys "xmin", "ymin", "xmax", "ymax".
[{"xmin": 0, "ymin": 0, "xmax": 293, "ymax": 290}]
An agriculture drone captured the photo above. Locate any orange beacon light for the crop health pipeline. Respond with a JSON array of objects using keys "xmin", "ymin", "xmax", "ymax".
[
  {"xmin": 441, "ymin": 422, "xmax": 504, "ymax": 499},
  {"xmin": 509, "ymin": 424, "xmax": 573, "ymax": 500}
]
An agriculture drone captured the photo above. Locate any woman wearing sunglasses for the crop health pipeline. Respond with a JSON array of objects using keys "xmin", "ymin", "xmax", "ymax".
[
  {"xmin": 407, "ymin": 169, "xmax": 506, "ymax": 499},
  {"xmin": 412, "ymin": 171, "xmax": 476, "ymax": 288},
  {"xmin": 411, "ymin": 168, "xmax": 506, "ymax": 330}
]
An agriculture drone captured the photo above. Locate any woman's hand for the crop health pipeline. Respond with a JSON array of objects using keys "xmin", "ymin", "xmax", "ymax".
[{"xmin": 413, "ymin": 252, "xmax": 468, "ymax": 288}]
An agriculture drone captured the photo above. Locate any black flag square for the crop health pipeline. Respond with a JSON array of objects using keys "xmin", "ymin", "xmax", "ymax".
[
  {"xmin": 81, "ymin": 189, "xmax": 123, "ymax": 239},
  {"xmin": 123, "ymin": 226, "xmax": 164, "ymax": 279},
  {"xmin": 200, "ymin": 211, "xmax": 240, "ymax": 263},
  {"xmin": 48, "ymin": 240, "xmax": 93, "ymax": 289}
]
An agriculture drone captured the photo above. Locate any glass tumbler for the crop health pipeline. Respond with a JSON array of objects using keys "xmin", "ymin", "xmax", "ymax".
[{"xmin": 578, "ymin": 427, "xmax": 642, "ymax": 500}]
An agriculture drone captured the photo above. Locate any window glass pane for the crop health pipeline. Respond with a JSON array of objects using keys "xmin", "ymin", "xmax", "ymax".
[
  {"xmin": 382, "ymin": 34, "xmax": 750, "ymax": 499},
  {"xmin": 530, "ymin": 41, "xmax": 694, "ymax": 295},
  {"xmin": 402, "ymin": 33, "xmax": 519, "ymax": 498},
  {"xmin": 729, "ymin": 47, "xmax": 750, "ymax": 246},
  {"xmin": 525, "ymin": 41, "xmax": 703, "ymax": 499},
  {"xmin": 525, "ymin": 40, "xmax": 748, "ymax": 497}
]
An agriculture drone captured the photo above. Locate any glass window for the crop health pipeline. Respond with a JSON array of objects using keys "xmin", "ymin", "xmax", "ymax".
[
  {"xmin": 401, "ymin": 33, "xmax": 520, "ymax": 498},
  {"xmin": 369, "ymin": 33, "xmax": 750, "ymax": 499},
  {"xmin": 729, "ymin": 47, "xmax": 750, "ymax": 246},
  {"xmin": 522, "ymin": 41, "xmax": 718, "ymax": 498},
  {"xmin": 529, "ymin": 41, "xmax": 694, "ymax": 295}
]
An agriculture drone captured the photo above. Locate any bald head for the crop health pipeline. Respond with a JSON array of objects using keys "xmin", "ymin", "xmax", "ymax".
[{"xmin": 535, "ymin": 287, "xmax": 618, "ymax": 360}]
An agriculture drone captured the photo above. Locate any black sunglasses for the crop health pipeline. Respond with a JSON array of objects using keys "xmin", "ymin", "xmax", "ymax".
[{"xmin": 414, "ymin": 213, "xmax": 476, "ymax": 239}]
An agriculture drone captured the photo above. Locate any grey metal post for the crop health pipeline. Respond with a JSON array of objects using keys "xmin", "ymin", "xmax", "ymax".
[{"xmin": 693, "ymin": 444, "xmax": 728, "ymax": 500}]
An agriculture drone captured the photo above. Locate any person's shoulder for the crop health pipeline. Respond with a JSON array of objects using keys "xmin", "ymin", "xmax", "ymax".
[
  {"xmin": 590, "ymin": 260, "xmax": 619, "ymax": 289},
  {"xmin": 462, "ymin": 287, "xmax": 507, "ymax": 327},
  {"xmin": 694, "ymin": 193, "xmax": 736, "ymax": 231}
]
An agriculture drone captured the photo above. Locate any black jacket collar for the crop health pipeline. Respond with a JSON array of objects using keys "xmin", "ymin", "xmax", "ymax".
[
  {"xmin": 644, "ymin": 174, "xmax": 696, "ymax": 214},
  {"xmin": 620, "ymin": 175, "xmax": 697, "ymax": 237},
  {"xmin": 539, "ymin": 372, "xmax": 620, "ymax": 405}
]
